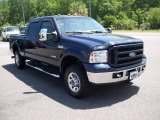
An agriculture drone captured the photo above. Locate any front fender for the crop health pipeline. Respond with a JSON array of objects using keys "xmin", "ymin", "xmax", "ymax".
[{"xmin": 61, "ymin": 47, "xmax": 89, "ymax": 63}]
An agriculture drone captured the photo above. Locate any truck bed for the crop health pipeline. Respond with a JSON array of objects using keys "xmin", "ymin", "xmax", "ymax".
[
  {"xmin": 10, "ymin": 34, "xmax": 25, "ymax": 41},
  {"xmin": 9, "ymin": 34, "xmax": 26, "ymax": 54}
]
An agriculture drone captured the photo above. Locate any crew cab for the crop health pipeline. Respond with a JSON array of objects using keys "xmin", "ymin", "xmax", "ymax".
[
  {"xmin": 9, "ymin": 15, "xmax": 147, "ymax": 97},
  {"xmin": 2, "ymin": 26, "xmax": 20, "ymax": 41}
]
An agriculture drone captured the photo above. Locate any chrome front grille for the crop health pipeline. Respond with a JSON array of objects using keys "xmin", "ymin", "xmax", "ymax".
[{"xmin": 108, "ymin": 43, "xmax": 143, "ymax": 67}]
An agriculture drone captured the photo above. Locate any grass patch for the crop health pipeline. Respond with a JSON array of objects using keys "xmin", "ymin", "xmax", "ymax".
[{"xmin": 113, "ymin": 29, "xmax": 160, "ymax": 33}]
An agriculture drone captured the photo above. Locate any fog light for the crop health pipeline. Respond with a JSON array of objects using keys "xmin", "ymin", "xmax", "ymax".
[{"xmin": 113, "ymin": 72, "xmax": 123, "ymax": 79}]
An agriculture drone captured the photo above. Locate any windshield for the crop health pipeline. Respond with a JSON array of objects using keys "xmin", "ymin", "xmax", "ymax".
[
  {"xmin": 6, "ymin": 27, "xmax": 19, "ymax": 32},
  {"xmin": 56, "ymin": 17, "xmax": 106, "ymax": 34}
]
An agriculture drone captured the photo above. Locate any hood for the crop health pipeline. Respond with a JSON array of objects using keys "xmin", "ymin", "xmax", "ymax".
[{"xmin": 65, "ymin": 33, "xmax": 142, "ymax": 50}]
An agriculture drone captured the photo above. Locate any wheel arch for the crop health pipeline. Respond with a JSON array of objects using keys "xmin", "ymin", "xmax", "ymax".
[
  {"xmin": 12, "ymin": 42, "xmax": 20, "ymax": 54},
  {"xmin": 60, "ymin": 55, "xmax": 86, "ymax": 75}
]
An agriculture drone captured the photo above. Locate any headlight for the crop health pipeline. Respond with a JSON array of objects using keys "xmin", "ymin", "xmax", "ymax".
[{"xmin": 89, "ymin": 50, "xmax": 108, "ymax": 63}]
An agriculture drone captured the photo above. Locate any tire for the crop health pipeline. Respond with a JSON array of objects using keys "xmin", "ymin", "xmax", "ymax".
[
  {"xmin": 14, "ymin": 51, "xmax": 26, "ymax": 69},
  {"xmin": 64, "ymin": 65, "xmax": 91, "ymax": 98}
]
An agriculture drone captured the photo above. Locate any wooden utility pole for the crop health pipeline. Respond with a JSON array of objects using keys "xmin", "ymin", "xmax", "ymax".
[
  {"xmin": 89, "ymin": 0, "xmax": 92, "ymax": 17},
  {"xmin": 21, "ymin": 0, "xmax": 25, "ymax": 23}
]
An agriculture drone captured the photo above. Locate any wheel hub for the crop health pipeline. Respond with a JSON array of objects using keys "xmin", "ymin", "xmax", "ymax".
[{"xmin": 68, "ymin": 72, "xmax": 81, "ymax": 93}]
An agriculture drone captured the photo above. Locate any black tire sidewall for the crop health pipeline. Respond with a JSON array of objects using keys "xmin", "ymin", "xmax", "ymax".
[
  {"xmin": 14, "ymin": 51, "xmax": 25, "ymax": 69},
  {"xmin": 64, "ymin": 65, "xmax": 90, "ymax": 97}
]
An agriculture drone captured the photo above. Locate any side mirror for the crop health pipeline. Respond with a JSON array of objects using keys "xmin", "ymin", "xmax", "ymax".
[
  {"xmin": 47, "ymin": 31, "xmax": 58, "ymax": 41},
  {"xmin": 39, "ymin": 29, "xmax": 58, "ymax": 41},
  {"xmin": 39, "ymin": 29, "xmax": 47, "ymax": 41},
  {"xmin": 105, "ymin": 28, "xmax": 112, "ymax": 33}
]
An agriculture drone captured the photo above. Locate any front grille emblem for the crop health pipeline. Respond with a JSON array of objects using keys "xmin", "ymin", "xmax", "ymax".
[{"xmin": 129, "ymin": 52, "xmax": 136, "ymax": 57}]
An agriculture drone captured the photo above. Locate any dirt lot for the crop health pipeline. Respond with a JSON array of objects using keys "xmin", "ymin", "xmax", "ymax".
[{"xmin": 0, "ymin": 33, "xmax": 160, "ymax": 120}]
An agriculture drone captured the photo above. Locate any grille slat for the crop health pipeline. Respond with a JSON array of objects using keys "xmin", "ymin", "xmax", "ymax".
[
  {"xmin": 109, "ymin": 43, "xmax": 143, "ymax": 67},
  {"xmin": 117, "ymin": 54, "xmax": 143, "ymax": 61},
  {"xmin": 118, "ymin": 49, "xmax": 143, "ymax": 54}
]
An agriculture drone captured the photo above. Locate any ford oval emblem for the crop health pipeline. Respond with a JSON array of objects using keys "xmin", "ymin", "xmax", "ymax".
[{"xmin": 129, "ymin": 52, "xmax": 136, "ymax": 57}]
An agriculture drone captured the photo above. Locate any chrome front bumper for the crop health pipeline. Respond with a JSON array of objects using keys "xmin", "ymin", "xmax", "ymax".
[{"xmin": 87, "ymin": 64, "xmax": 146, "ymax": 84}]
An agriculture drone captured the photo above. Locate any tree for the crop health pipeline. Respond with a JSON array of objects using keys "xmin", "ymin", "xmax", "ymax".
[
  {"xmin": 134, "ymin": 8, "xmax": 146, "ymax": 29},
  {"xmin": 69, "ymin": 1, "xmax": 88, "ymax": 16},
  {"xmin": 0, "ymin": 0, "xmax": 160, "ymax": 29},
  {"xmin": 147, "ymin": 8, "xmax": 160, "ymax": 29},
  {"xmin": 0, "ymin": 0, "xmax": 9, "ymax": 26}
]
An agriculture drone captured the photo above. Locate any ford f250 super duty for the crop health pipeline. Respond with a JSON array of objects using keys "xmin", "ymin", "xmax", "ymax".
[{"xmin": 9, "ymin": 15, "xmax": 147, "ymax": 97}]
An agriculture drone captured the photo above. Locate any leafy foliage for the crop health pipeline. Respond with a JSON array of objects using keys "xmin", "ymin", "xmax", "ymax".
[
  {"xmin": 147, "ymin": 8, "xmax": 160, "ymax": 29},
  {"xmin": 69, "ymin": 1, "xmax": 88, "ymax": 16},
  {"xmin": 0, "ymin": 0, "xmax": 160, "ymax": 29}
]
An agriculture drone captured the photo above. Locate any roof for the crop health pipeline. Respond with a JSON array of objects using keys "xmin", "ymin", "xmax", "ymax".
[{"xmin": 30, "ymin": 15, "xmax": 90, "ymax": 22}]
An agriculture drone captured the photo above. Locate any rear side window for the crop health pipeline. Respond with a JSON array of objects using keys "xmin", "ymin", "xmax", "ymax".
[{"xmin": 28, "ymin": 22, "xmax": 39, "ymax": 40}]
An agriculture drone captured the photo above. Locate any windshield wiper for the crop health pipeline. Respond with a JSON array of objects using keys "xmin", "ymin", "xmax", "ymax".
[
  {"xmin": 90, "ymin": 30, "xmax": 108, "ymax": 33},
  {"xmin": 65, "ymin": 31, "xmax": 92, "ymax": 34}
]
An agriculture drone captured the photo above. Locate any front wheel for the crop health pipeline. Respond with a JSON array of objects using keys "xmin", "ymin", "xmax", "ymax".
[
  {"xmin": 64, "ymin": 65, "xmax": 91, "ymax": 98},
  {"xmin": 14, "ymin": 51, "xmax": 26, "ymax": 69}
]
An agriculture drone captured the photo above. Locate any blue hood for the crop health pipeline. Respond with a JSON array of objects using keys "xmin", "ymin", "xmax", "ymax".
[{"xmin": 64, "ymin": 33, "xmax": 143, "ymax": 50}]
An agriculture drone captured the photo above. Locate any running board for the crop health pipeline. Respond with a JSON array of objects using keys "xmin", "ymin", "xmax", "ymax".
[{"xmin": 26, "ymin": 63, "xmax": 60, "ymax": 78}]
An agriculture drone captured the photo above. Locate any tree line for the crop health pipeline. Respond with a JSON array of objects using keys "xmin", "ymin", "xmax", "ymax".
[{"xmin": 0, "ymin": 0, "xmax": 160, "ymax": 30}]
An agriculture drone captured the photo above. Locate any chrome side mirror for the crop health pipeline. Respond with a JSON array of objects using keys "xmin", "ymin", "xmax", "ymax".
[
  {"xmin": 39, "ymin": 29, "xmax": 58, "ymax": 41},
  {"xmin": 39, "ymin": 29, "xmax": 47, "ymax": 41},
  {"xmin": 105, "ymin": 28, "xmax": 112, "ymax": 33},
  {"xmin": 47, "ymin": 31, "xmax": 58, "ymax": 41}
]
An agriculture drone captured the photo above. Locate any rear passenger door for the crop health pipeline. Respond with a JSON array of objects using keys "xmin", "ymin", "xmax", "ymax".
[
  {"xmin": 25, "ymin": 21, "xmax": 40, "ymax": 59},
  {"xmin": 35, "ymin": 19, "xmax": 60, "ymax": 66}
]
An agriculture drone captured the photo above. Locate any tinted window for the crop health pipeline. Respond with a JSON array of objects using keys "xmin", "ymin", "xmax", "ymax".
[
  {"xmin": 56, "ymin": 17, "xmax": 106, "ymax": 34},
  {"xmin": 40, "ymin": 21, "xmax": 54, "ymax": 33},
  {"xmin": 28, "ymin": 22, "xmax": 39, "ymax": 40},
  {"xmin": 6, "ymin": 27, "xmax": 19, "ymax": 31}
]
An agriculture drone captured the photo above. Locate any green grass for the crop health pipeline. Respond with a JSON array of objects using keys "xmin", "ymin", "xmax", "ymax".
[{"xmin": 113, "ymin": 29, "xmax": 160, "ymax": 33}]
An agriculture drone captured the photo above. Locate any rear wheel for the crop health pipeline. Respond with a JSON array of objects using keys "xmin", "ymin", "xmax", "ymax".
[
  {"xmin": 14, "ymin": 51, "xmax": 26, "ymax": 69},
  {"xmin": 64, "ymin": 65, "xmax": 91, "ymax": 98}
]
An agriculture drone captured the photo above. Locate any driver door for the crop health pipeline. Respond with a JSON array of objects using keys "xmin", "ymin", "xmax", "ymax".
[{"xmin": 35, "ymin": 20, "xmax": 60, "ymax": 66}]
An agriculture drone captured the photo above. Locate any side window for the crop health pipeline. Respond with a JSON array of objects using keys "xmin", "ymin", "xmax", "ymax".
[
  {"xmin": 39, "ymin": 21, "xmax": 55, "ymax": 41},
  {"xmin": 28, "ymin": 22, "xmax": 39, "ymax": 40},
  {"xmin": 40, "ymin": 21, "xmax": 54, "ymax": 33}
]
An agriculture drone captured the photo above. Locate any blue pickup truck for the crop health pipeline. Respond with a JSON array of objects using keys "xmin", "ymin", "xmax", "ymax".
[{"xmin": 9, "ymin": 15, "xmax": 146, "ymax": 97}]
